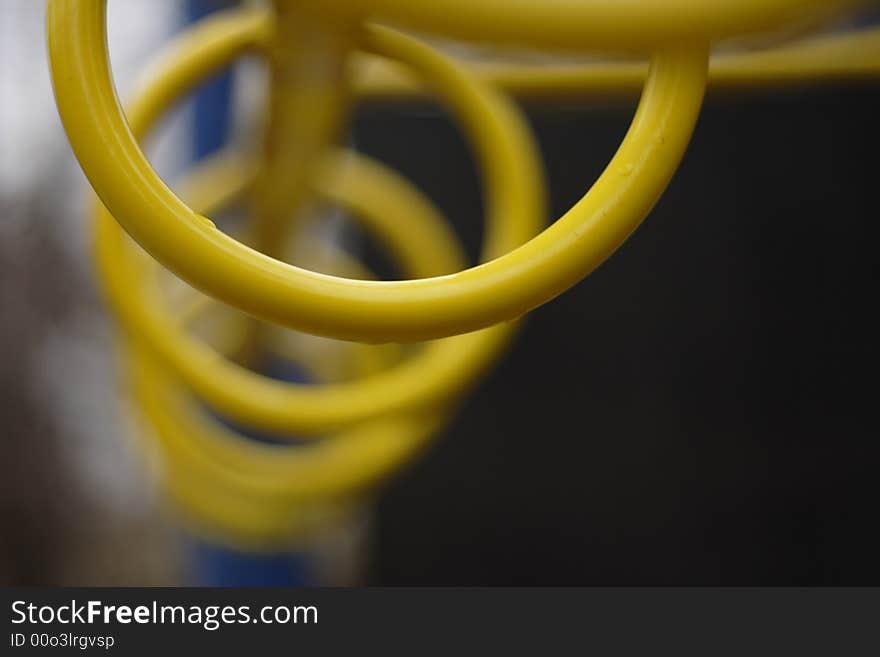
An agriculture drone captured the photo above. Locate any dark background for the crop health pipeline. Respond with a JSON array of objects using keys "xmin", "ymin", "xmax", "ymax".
[{"xmin": 355, "ymin": 83, "xmax": 879, "ymax": 585}]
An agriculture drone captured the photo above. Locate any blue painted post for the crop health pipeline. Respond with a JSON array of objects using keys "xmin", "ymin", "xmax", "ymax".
[{"xmin": 187, "ymin": 0, "xmax": 235, "ymax": 159}]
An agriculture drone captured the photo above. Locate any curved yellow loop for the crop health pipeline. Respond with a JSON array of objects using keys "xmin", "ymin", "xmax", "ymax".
[
  {"xmin": 48, "ymin": 0, "xmax": 707, "ymax": 342},
  {"xmin": 93, "ymin": 10, "xmax": 545, "ymax": 435}
]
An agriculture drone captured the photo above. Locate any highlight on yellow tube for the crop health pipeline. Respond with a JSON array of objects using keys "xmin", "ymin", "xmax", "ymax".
[{"xmin": 1, "ymin": 0, "xmax": 876, "ymax": 591}]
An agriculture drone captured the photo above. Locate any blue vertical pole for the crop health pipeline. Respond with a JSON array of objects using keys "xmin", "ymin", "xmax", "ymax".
[
  {"xmin": 188, "ymin": 0, "xmax": 235, "ymax": 159},
  {"xmin": 184, "ymin": 0, "xmax": 315, "ymax": 587}
]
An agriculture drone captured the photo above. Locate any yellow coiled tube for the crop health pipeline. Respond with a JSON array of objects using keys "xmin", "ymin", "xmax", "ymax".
[{"xmin": 46, "ymin": 0, "xmax": 878, "ymax": 546}]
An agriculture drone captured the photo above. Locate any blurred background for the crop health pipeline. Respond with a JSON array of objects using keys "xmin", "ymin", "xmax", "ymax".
[{"xmin": 1, "ymin": 0, "xmax": 878, "ymax": 585}]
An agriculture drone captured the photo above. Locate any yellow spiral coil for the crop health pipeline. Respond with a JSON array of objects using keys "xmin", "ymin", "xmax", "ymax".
[{"xmin": 46, "ymin": 0, "xmax": 879, "ymax": 547}]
